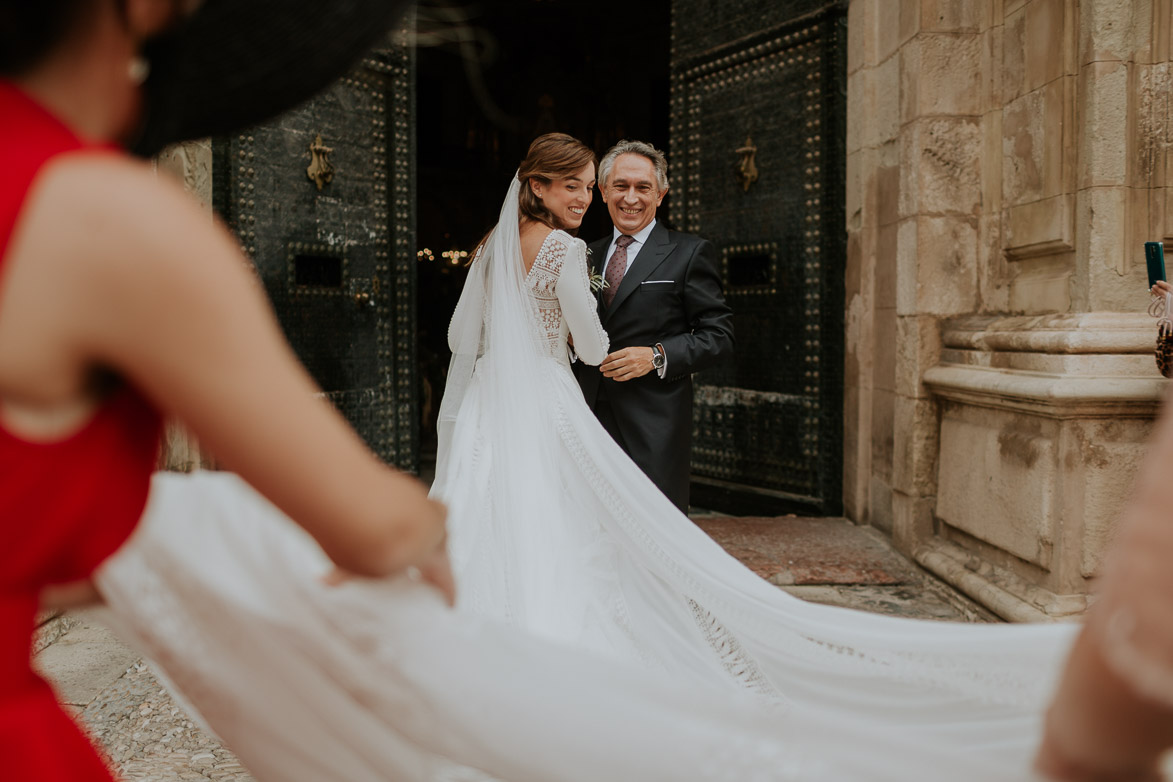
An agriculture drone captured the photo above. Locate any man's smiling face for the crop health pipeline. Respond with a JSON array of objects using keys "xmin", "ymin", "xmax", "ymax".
[{"xmin": 602, "ymin": 153, "xmax": 666, "ymax": 235}]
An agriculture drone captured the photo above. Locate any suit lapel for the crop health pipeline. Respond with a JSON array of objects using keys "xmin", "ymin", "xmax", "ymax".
[{"xmin": 604, "ymin": 222, "xmax": 676, "ymax": 323}]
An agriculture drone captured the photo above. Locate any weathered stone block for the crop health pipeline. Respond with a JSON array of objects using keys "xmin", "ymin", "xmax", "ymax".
[
  {"xmin": 869, "ymin": 474, "xmax": 895, "ymax": 533},
  {"xmin": 1078, "ymin": 186, "xmax": 1139, "ymax": 311},
  {"xmin": 847, "ymin": 149, "xmax": 863, "ymax": 230},
  {"xmin": 909, "ymin": 33, "xmax": 984, "ymax": 117},
  {"xmin": 1079, "ymin": 59, "xmax": 1130, "ymax": 188},
  {"xmin": 904, "ymin": 118, "xmax": 983, "ymax": 216},
  {"xmin": 874, "ymin": 305, "xmax": 898, "ymax": 392},
  {"xmin": 978, "ymin": 213, "xmax": 1011, "ymax": 312},
  {"xmin": 895, "ymin": 314, "xmax": 942, "ymax": 398},
  {"xmin": 871, "ymin": 386, "xmax": 897, "ymax": 479},
  {"xmin": 846, "ymin": 67, "xmax": 867, "ymax": 153},
  {"xmin": 1131, "ymin": 62, "xmax": 1171, "ymax": 190},
  {"xmin": 874, "ymin": 144, "xmax": 902, "ymax": 226},
  {"xmin": 1080, "ymin": 0, "xmax": 1146, "ymax": 65},
  {"xmin": 891, "ymin": 490, "xmax": 936, "ymax": 554},
  {"xmin": 842, "ymin": 380, "xmax": 867, "ymax": 520},
  {"xmin": 918, "ymin": 0, "xmax": 985, "ymax": 32},
  {"xmin": 1070, "ymin": 417, "xmax": 1152, "ymax": 579},
  {"xmin": 892, "ymin": 393, "xmax": 940, "ymax": 494},
  {"xmin": 1004, "ymin": 194, "xmax": 1075, "ymax": 259},
  {"xmin": 936, "ymin": 402, "xmax": 1059, "ymax": 568},
  {"xmin": 903, "ymin": 215, "xmax": 979, "ymax": 316},
  {"xmin": 872, "ymin": 53, "xmax": 901, "ymax": 145},
  {"xmin": 876, "ymin": 220, "xmax": 899, "ymax": 308},
  {"xmin": 1001, "ymin": 89, "xmax": 1046, "ymax": 204},
  {"xmin": 895, "ymin": 217, "xmax": 919, "ymax": 312},
  {"xmin": 981, "ymin": 22, "xmax": 1005, "ymax": 113},
  {"xmin": 981, "ymin": 109, "xmax": 1004, "ymax": 215},
  {"xmin": 1004, "ymin": 0, "xmax": 1069, "ymax": 101},
  {"xmin": 847, "ymin": 0, "xmax": 875, "ymax": 74},
  {"xmin": 1008, "ymin": 254, "xmax": 1074, "ymax": 313},
  {"xmin": 875, "ymin": 0, "xmax": 920, "ymax": 64}
]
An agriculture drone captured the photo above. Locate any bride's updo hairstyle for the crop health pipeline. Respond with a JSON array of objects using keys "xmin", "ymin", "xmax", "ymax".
[{"xmin": 516, "ymin": 132, "xmax": 596, "ymax": 231}]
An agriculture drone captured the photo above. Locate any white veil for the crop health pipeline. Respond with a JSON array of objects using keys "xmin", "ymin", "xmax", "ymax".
[
  {"xmin": 433, "ymin": 175, "xmax": 543, "ymax": 488},
  {"xmin": 431, "ymin": 173, "xmax": 584, "ymax": 634}
]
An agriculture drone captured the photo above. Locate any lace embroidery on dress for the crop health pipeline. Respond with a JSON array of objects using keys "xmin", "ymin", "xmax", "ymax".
[
  {"xmin": 525, "ymin": 230, "xmax": 608, "ymax": 360},
  {"xmin": 527, "ymin": 231, "xmax": 569, "ymax": 358}
]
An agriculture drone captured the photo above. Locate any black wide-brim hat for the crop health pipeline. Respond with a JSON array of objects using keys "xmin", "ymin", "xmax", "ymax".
[{"xmin": 132, "ymin": 0, "xmax": 410, "ymax": 157}]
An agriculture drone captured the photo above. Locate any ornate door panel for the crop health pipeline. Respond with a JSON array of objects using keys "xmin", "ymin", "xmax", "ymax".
[
  {"xmin": 671, "ymin": 1, "xmax": 846, "ymax": 514},
  {"xmin": 212, "ymin": 44, "xmax": 418, "ymax": 471}
]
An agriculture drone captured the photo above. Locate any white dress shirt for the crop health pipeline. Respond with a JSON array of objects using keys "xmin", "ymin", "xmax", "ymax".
[{"xmin": 602, "ymin": 218, "xmax": 658, "ymax": 279}]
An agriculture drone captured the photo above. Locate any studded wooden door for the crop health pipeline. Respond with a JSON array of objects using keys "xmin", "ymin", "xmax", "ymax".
[
  {"xmin": 671, "ymin": 0, "xmax": 847, "ymax": 514},
  {"xmin": 212, "ymin": 43, "xmax": 418, "ymax": 471}
]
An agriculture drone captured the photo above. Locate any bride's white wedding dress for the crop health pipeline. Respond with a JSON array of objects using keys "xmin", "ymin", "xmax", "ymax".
[
  {"xmin": 93, "ymin": 177, "xmax": 1078, "ymax": 781},
  {"xmin": 433, "ymin": 179, "xmax": 1082, "ymax": 769}
]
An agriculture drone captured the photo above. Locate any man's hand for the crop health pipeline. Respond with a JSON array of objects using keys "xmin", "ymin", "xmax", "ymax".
[{"xmin": 600, "ymin": 347, "xmax": 656, "ymax": 381}]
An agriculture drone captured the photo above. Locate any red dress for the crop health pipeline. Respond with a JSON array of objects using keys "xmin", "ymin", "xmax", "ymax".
[{"xmin": 0, "ymin": 81, "xmax": 163, "ymax": 781}]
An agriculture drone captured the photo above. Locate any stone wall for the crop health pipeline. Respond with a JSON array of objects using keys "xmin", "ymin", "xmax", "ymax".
[
  {"xmin": 155, "ymin": 140, "xmax": 216, "ymax": 472},
  {"xmin": 845, "ymin": 0, "xmax": 1172, "ymax": 620}
]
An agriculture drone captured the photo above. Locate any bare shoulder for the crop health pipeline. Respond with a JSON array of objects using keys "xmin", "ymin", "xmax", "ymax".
[
  {"xmin": 28, "ymin": 153, "xmax": 214, "ymax": 254},
  {"xmin": 19, "ymin": 152, "xmax": 243, "ymax": 291}
]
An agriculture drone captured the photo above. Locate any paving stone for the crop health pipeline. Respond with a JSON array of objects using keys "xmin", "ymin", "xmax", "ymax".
[
  {"xmin": 33, "ymin": 613, "xmax": 141, "ymax": 707},
  {"xmin": 81, "ymin": 662, "xmax": 254, "ymax": 782}
]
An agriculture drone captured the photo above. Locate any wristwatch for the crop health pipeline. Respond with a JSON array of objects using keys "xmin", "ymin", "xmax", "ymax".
[{"xmin": 651, "ymin": 345, "xmax": 665, "ymax": 371}]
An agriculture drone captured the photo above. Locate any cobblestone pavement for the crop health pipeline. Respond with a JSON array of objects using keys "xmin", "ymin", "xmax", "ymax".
[
  {"xmin": 36, "ymin": 516, "xmax": 995, "ymax": 781},
  {"xmin": 34, "ymin": 612, "xmax": 255, "ymax": 782}
]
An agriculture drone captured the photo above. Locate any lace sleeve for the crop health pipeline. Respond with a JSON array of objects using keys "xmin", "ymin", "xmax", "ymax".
[
  {"xmin": 447, "ymin": 244, "xmax": 485, "ymax": 352},
  {"xmin": 556, "ymin": 237, "xmax": 609, "ymax": 365}
]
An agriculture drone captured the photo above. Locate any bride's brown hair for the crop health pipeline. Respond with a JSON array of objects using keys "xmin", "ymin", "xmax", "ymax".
[{"xmin": 516, "ymin": 133, "xmax": 596, "ymax": 231}]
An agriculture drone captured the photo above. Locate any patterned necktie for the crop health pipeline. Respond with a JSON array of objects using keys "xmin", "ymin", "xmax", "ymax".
[{"xmin": 603, "ymin": 235, "xmax": 635, "ymax": 308}]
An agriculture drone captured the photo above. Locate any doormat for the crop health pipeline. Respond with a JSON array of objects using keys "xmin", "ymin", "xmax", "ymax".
[{"xmin": 693, "ymin": 516, "xmax": 917, "ymax": 586}]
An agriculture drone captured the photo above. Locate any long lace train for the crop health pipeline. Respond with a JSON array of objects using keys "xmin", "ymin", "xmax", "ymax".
[{"xmin": 94, "ymin": 471, "xmax": 1041, "ymax": 781}]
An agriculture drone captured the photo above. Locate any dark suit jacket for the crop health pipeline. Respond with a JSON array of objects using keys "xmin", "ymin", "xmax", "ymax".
[{"xmin": 574, "ymin": 221, "xmax": 734, "ymax": 512}]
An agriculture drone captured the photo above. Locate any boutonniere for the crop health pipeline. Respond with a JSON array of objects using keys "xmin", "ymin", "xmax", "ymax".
[{"xmin": 585, "ymin": 247, "xmax": 609, "ymax": 294}]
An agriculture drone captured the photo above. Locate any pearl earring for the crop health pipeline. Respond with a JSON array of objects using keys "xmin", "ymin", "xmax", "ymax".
[{"xmin": 128, "ymin": 55, "xmax": 151, "ymax": 85}]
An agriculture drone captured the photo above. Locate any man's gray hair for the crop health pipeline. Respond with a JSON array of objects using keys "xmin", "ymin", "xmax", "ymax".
[{"xmin": 598, "ymin": 140, "xmax": 670, "ymax": 193}]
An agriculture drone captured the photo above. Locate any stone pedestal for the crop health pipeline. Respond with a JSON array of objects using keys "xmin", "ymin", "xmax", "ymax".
[{"xmin": 921, "ymin": 313, "xmax": 1163, "ymax": 619}]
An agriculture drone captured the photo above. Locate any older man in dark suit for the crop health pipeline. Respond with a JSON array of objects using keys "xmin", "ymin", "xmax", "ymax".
[{"xmin": 574, "ymin": 140, "xmax": 734, "ymax": 513}]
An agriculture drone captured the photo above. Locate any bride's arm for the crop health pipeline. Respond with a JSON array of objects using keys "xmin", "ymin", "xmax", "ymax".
[
  {"xmin": 556, "ymin": 239, "xmax": 608, "ymax": 365},
  {"xmin": 16, "ymin": 156, "xmax": 446, "ymax": 581}
]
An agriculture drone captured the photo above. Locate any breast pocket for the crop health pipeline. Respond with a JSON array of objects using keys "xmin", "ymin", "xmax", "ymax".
[{"xmin": 640, "ymin": 280, "xmax": 677, "ymax": 293}]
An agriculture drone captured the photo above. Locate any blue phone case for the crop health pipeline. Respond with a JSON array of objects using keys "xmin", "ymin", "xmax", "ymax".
[{"xmin": 1147, "ymin": 242, "xmax": 1166, "ymax": 288}]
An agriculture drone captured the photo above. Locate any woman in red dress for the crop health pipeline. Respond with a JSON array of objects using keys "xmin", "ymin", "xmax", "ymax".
[{"xmin": 0, "ymin": 1, "xmax": 447, "ymax": 778}]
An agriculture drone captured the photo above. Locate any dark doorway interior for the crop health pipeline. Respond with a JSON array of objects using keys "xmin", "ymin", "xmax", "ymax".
[{"xmin": 415, "ymin": 0, "xmax": 670, "ymax": 464}]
